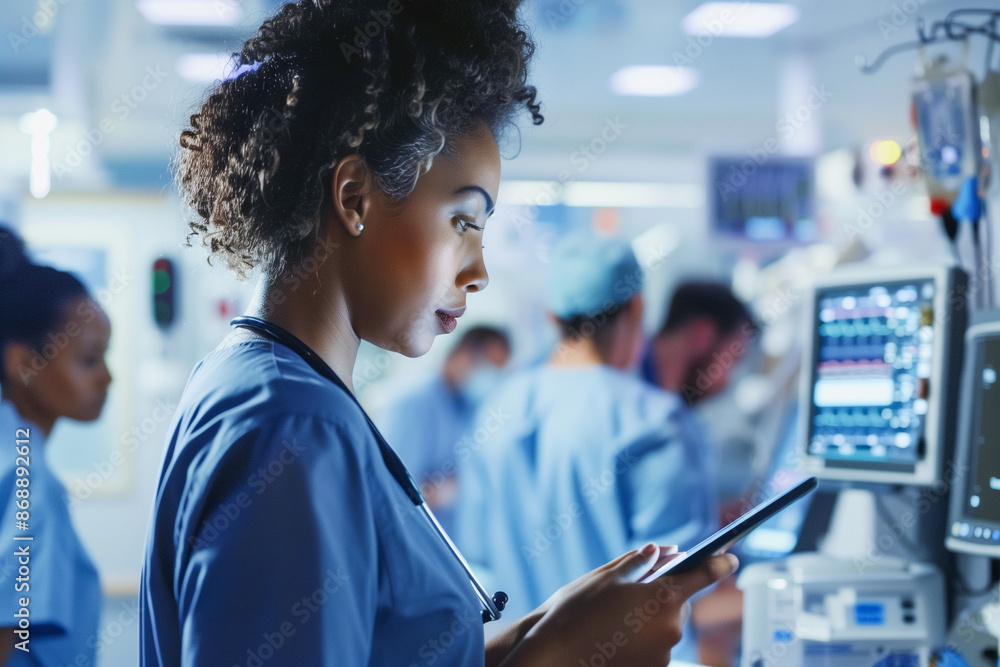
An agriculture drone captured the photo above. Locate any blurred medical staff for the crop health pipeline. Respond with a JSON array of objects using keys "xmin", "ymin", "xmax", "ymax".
[
  {"xmin": 458, "ymin": 235, "xmax": 721, "ymax": 661},
  {"xmin": 0, "ymin": 226, "xmax": 111, "ymax": 666},
  {"xmin": 641, "ymin": 280, "xmax": 756, "ymax": 503},
  {"xmin": 376, "ymin": 326, "xmax": 510, "ymax": 534},
  {"xmin": 640, "ymin": 280, "xmax": 755, "ymax": 664}
]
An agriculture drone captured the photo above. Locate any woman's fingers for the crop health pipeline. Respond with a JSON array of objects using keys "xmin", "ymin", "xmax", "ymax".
[
  {"xmin": 600, "ymin": 544, "xmax": 679, "ymax": 575},
  {"xmin": 647, "ymin": 546, "xmax": 682, "ymax": 575},
  {"xmin": 611, "ymin": 543, "xmax": 663, "ymax": 583},
  {"xmin": 665, "ymin": 553, "xmax": 740, "ymax": 599},
  {"xmin": 595, "ymin": 548, "xmax": 644, "ymax": 574}
]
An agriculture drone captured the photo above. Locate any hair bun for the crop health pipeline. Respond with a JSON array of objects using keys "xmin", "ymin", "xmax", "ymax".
[{"xmin": 0, "ymin": 225, "xmax": 31, "ymax": 282}]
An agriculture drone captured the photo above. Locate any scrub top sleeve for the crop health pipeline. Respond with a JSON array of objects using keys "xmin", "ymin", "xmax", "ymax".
[
  {"xmin": 176, "ymin": 414, "xmax": 378, "ymax": 666},
  {"xmin": 0, "ymin": 467, "xmax": 75, "ymax": 635}
]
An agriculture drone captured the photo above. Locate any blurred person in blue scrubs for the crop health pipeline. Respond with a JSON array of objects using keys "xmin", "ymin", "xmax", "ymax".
[
  {"xmin": 641, "ymin": 280, "xmax": 755, "ymax": 666},
  {"xmin": 0, "ymin": 226, "xmax": 111, "ymax": 666},
  {"xmin": 140, "ymin": 1, "xmax": 738, "ymax": 665},
  {"xmin": 376, "ymin": 326, "xmax": 510, "ymax": 535},
  {"xmin": 458, "ymin": 234, "xmax": 728, "ymax": 661}
]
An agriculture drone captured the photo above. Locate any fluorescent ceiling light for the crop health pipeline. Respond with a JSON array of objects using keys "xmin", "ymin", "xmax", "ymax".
[
  {"xmin": 565, "ymin": 182, "xmax": 702, "ymax": 208},
  {"xmin": 498, "ymin": 181, "xmax": 704, "ymax": 209},
  {"xmin": 682, "ymin": 2, "xmax": 799, "ymax": 38},
  {"xmin": 175, "ymin": 53, "xmax": 256, "ymax": 84},
  {"xmin": 19, "ymin": 109, "xmax": 58, "ymax": 135},
  {"xmin": 137, "ymin": 0, "xmax": 243, "ymax": 26},
  {"xmin": 176, "ymin": 53, "xmax": 230, "ymax": 83},
  {"xmin": 610, "ymin": 66, "xmax": 699, "ymax": 97}
]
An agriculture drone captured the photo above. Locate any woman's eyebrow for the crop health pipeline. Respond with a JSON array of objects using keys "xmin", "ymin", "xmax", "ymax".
[{"xmin": 454, "ymin": 185, "xmax": 494, "ymax": 214}]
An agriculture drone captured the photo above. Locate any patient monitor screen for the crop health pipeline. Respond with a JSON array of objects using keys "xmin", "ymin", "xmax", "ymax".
[
  {"xmin": 807, "ymin": 279, "xmax": 936, "ymax": 472},
  {"xmin": 964, "ymin": 335, "xmax": 1000, "ymax": 524}
]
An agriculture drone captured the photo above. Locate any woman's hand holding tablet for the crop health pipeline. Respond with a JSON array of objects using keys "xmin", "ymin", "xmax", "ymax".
[{"xmin": 639, "ymin": 477, "xmax": 819, "ymax": 583}]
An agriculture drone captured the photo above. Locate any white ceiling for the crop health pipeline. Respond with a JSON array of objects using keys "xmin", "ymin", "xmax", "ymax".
[{"xmin": 0, "ymin": 0, "xmax": 986, "ymax": 191}]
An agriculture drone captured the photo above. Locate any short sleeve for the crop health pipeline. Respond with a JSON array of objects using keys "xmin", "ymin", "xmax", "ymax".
[
  {"xmin": 174, "ymin": 414, "xmax": 378, "ymax": 666},
  {"xmin": 0, "ymin": 463, "xmax": 77, "ymax": 636}
]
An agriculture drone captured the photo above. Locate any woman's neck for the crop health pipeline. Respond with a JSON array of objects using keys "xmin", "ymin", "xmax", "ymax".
[
  {"xmin": 247, "ymin": 272, "xmax": 361, "ymax": 394},
  {"xmin": 1, "ymin": 387, "xmax": 54, "ymax": 438},
  {"xmin": 548, "ymin": 335, "xmax": 604, "ymax": 367}
]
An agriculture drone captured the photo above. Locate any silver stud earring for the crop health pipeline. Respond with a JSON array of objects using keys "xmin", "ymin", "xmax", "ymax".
[{"xmin": 356, "ymin": 223, "xmax": 364, "ymax": 233}]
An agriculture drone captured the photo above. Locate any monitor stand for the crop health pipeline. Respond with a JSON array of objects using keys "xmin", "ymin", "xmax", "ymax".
[
  {"xmin": 813, "ymin": 484, "xmax": 958, "ymax": 621},
  {"xmin": 818, "ymin": 487, "xmax": 878, "ymax": 562}
]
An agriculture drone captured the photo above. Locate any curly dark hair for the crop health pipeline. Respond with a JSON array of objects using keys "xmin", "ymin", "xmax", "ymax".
[{"xmin": 177, "ymin": 0, "xmax": 542, "ymax": 278}]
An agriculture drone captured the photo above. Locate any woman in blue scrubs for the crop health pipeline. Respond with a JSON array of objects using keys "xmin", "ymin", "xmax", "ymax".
[
  {"xmin": 140, "ymin": 1, "xmax": 738, "ymax": 665},
  {"xmin": 0, "ymin": 227, "xmax": 110, "ymax": 666}
]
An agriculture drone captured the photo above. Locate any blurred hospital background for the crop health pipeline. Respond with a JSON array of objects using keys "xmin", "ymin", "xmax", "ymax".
[{"xmin": 4, "ymin": 1, "xmax": 1000, "ymax": 665}]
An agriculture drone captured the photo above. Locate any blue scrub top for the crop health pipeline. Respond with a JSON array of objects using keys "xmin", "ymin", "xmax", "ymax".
[
  {"xmin": 457, "ymin": 364, "xmax": 719, "ymax": 620},
  {"xmin": 0, "ymin": 400, "xmax": 102, "ymax": 667},
  {"xmin": 140, "ymin": 333, "xmax": 484, "ymax": 667}
]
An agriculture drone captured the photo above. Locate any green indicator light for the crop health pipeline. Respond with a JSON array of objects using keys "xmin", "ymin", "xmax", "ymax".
[{"xmin": 153, "ymin": 269, "xmax": 171, "ymax": 295}]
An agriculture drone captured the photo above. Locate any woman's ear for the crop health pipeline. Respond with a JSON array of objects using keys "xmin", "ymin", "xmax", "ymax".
[
  {"xmin": 329, "ymin": 155, "xmax": 373, "ymax": 237},
  {"xmin": 2, "ymin": 342, "xmax": 35, "ymax": 387}
]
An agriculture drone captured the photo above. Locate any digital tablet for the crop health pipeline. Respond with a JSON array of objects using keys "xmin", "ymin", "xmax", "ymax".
[{"xmin": 639, "ymin": 476, "xmax": 819, "ymax": 583}]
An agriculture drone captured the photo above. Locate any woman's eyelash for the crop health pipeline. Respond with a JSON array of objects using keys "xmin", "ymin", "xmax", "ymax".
[{"xmin": 456, "ymin": 217, "xmax": 483, "ymax": 232}]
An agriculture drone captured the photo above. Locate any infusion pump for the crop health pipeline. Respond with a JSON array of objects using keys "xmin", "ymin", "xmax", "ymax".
[{"xmin": 738, "ymin": 554, "xmax": 945, "ymax": 667}]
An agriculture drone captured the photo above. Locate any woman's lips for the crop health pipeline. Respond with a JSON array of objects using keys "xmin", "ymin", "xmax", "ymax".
[{"xmin": 435, "ymin": 306, "xmax": 466, "ymax": 333}]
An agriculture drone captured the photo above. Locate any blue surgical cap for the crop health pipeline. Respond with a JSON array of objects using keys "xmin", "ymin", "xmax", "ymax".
[{"xmin": 545, "ymin": 235, "xmax": 642, "ymax": 319}]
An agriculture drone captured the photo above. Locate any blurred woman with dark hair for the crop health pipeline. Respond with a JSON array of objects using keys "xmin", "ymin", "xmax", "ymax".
[{"xmin": 0, "ymin": 226, "xmax": 112, "ymax": 666}]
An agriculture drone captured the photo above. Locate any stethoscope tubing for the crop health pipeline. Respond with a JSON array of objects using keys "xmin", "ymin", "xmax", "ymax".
[{"xmin": 229, "ymin": 316, "xmax": 503, "ymax": 622}]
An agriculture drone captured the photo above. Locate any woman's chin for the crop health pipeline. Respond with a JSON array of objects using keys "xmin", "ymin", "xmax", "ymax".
[
  {"xmin": 67, "ymin": 406, "xmax": 104, "ymax": 423},
  {"xmin": 372, "ymin": 330, "xmax": 435, "ymax": 359},
  {"xmin": 400, "ymin": 336, "xmax": 435, "ymax": 358}
]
